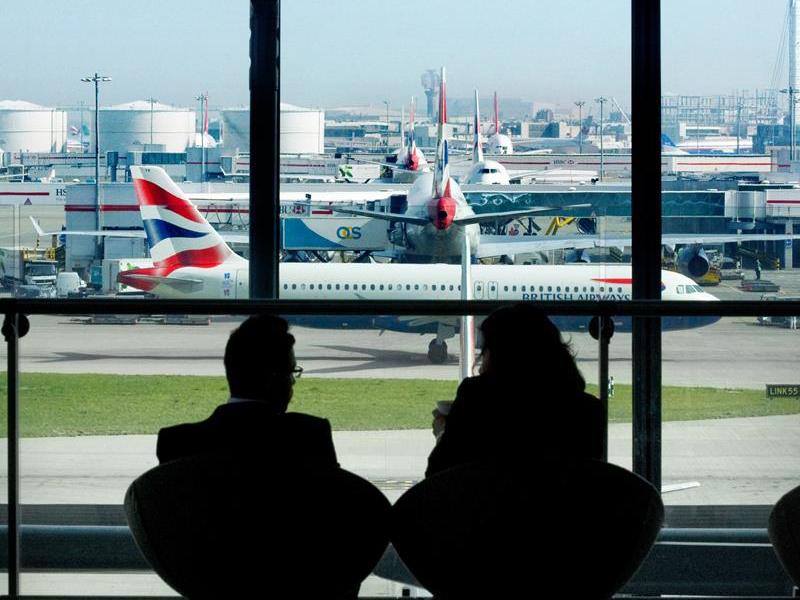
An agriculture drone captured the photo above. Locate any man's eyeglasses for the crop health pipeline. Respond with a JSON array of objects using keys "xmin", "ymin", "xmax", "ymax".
[{"xmin": 290, "ymin": 366, "xmax": 303, "ymax": 379}]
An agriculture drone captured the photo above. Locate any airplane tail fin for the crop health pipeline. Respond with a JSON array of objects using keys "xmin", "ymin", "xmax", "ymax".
[
  {"xmin": 400, "ymin": 105, "xmax": 406, "ymax": 154},
  {"xmin": 129, "ymin": 166, "xmax": 238, "ymax": 268},
  {"xmin": 433, "ymin": 67, "xmax": 449, "ymax": 197},
  {"xmin": 661, "ymin": 134, "xmax": 677, "ymax": 148},
  {"xmin": 409, "ymin": 97, "xmax": 416, "ymax": 149},
  {"xmin": 473, "ymin": 89, "xmax": 484, "ymax": 164}
]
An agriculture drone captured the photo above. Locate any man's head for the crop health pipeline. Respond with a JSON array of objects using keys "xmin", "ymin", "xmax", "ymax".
[{"xmin": 224, "ymin": 315, "xmax": 297, "ymax": 410}]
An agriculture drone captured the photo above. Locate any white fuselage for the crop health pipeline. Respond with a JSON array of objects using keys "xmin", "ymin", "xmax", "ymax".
[
  {"xmin": 487, "ymin": 133, "xmax": 513, "ymax": 155},
  {"xmin": 463, "ymin": 159, "xmax": 511, "ymax": 185},
  {"xmin": 140, "ymin": 261, "xmax": 717, "ymax": 304}
]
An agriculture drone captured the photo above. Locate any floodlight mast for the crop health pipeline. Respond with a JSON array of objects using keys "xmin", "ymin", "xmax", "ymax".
[
  {"xmin": 595, "ymin": 96, "xmax": 608, "ymax": 181},
  {"xmin": 574, "ymin": 100, "xmax": 585, "ymax": 154},
  {"xmin": 81, "ymin": 73, "xmax": 111, "ymax": 257}
]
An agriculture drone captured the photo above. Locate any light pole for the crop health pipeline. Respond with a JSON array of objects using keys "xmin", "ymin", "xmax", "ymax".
[
  {"xmin": 595, "ymin": 96, "xmax": 607, "ymax": 181},
  {"xmin": 146, "ymin": 97, "xmax": 158, "ymax": 146},
  {"xmin": 383, "ymin": 100, "xmax": 390, "ymax": 149},
  {"xmin": 195, "ymin": 92, "xmax": 208, "ymax": 183},
  {"xmin": 781, "ymin": 87, "xmax": 797, "ymax": 161},
  {"xmin": 81, "ymin": 73, "xmax": 111, "ymax": 258},
  {"xmin": 574, "ymin": 100, "xmax": 585, "ymax": 154}
]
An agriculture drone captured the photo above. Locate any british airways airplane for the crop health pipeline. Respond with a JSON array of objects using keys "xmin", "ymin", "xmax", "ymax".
[{"xmin": 121, "ymin": 164, "xmax": 720, "ymax": 363}]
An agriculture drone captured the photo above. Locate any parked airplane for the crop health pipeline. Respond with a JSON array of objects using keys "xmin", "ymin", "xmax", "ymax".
[
  {"xmin": 348, "ymin": 98, "xmax": 430, "ymax": 183},
  {"xmin": 486, "ymin": 92, "xmax": 513, "ymax": 155},
  {"xmin": 332, "ymin": 69, "xmax": 591, "ymax": 262},
  {"xmin": 661, "ymin": 134, "xmax": 752, "ymax": 155},
  {"xmin": 462, "ymin": 91, "xmax": 567, "ymax": 185},
  {"xmin": 120, "ymin": 163, "xmax": 720, "ymax": 363},
  {"xmin": 463, "ymin": 90, "xmax": 512, "ymax": 185}
]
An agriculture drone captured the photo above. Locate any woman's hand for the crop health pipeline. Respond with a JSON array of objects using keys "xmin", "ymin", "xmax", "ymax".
[{"xmin": 431, "ymin": 408, "xmax": 447, "ymax": 440}]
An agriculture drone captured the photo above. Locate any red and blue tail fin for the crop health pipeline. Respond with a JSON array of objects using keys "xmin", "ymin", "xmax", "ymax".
[
  {"xmin": 130, "ymin": 166, "xmax": 237, "ymax": 269},
  {"xmin": 433, "ymin": 67, "xmax": 450, "ymax": 197}
]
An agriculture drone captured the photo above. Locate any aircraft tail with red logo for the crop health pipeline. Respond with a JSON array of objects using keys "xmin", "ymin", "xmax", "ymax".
[{"xmin": 119, "ymin": 166, "xmax": 245, "ymax": 293}]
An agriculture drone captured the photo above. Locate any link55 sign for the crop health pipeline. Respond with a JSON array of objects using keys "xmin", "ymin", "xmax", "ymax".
[{"xmin": 766, "ymin": 384, "xmax": 800, "ymax": 398}]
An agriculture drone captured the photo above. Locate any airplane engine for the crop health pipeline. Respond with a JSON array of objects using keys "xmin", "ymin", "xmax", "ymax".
[
  {"xmin": 677, "ymin": 245, "xmax": 710, "ymax": 278},
  {"xmin": 575, "ymin": 217, "xmax": 597, "ymax": 235},
  {"xmin": 564, "ymin": 249, "xmax": 591, "ymax": 264}
]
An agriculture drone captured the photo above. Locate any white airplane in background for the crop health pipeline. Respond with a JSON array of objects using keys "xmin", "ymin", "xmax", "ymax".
[
  {"xmin": 463, "ymin": 90, "xmax": 512, "ymax": 185},
  {"xmin": 486, "ymin": 92, "xmax": 513, "ymax": 155},
  {"xmin": 119, "ymin": 164, "xmax": 721, "ymax": 363},
  {"xmin": 348, "ymin": 98, "xmax": 430, "ymax": 183},
  {"xmin": 462, "ymin": 91, "xmax": 561, "ymax": 185},
  {"xmin": 332, "ymin": 68, "xmax": 591, "ymax": 261}
]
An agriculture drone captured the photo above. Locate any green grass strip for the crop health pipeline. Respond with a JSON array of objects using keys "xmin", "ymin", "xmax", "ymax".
[{"xmin": 0, "ymin": 373, "xmax": 795, "ymax": 437}]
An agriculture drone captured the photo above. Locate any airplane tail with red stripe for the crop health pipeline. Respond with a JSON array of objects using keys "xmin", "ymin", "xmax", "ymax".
[
  {"xmin": 433, "ymin": 67, "xmax": 450, "ymax": 197},
  {"xmin": 130, "ymin": 165, "xmax": 238, "ymax": 267}
]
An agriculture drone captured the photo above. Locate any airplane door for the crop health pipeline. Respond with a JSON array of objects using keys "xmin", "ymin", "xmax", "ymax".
[
  {"xmin": 473, "ymin": 280, "xmax": 485, "ymax": 299},
  {"xmin": 488, "ymin": 281, "xmax": 498, "ymax": 300},
  {"xmin": 234, "ymin": 270, "xmax": 249, "ymax": 299}
]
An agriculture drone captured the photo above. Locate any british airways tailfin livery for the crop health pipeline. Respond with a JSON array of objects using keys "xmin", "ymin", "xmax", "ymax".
[{"xmin": 121, "ymin": 166, "xmax": 247, "ymax": 297}]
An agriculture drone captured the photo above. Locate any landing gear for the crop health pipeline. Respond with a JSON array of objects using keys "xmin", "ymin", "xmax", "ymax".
[{"xmin": 427, "ymin": 339, "xmax": 448, "ymax": 364}]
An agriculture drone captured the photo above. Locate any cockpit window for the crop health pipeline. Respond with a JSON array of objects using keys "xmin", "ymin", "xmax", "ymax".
[{"xmin": 676, "ymin": 285, "xmax": 684, "ymax": 294}]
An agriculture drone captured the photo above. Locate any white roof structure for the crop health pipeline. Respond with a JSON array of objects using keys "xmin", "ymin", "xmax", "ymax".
[
  {"xmin": 0, "ymin": 100, "xmax": 51, "ymax": 110},
  {"xmin": 106, "ymin": 100, "xmax": 191, "ymax": 112}
]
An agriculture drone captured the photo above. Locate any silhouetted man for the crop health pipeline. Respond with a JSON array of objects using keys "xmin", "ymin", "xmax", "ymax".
[{"xmin": 156, "ymin": 315, "xmax": 338, "ymax": 467}]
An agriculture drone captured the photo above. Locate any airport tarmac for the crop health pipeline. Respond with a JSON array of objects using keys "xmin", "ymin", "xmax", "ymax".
[{"xmin": 8, "ymin": 306, "xmax": 800, "ymax": 389}]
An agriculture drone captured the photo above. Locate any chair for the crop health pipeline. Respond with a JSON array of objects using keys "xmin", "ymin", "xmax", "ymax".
[
  {"xmin": 769, "ymin": 484, "xmax": 800, "ymax": 588},
  {"xmin": 390, "ymin": 459, "xmax": 664, "ymax": 599},
  {"xmin": 124, "ymin": 454, "xmax": 390, "ymax": 599}
]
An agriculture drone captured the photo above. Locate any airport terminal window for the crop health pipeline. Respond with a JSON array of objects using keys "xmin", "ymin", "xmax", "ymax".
[{"xmin": 5, "ymin": 2, "xmax": 797, "ymax": 596}]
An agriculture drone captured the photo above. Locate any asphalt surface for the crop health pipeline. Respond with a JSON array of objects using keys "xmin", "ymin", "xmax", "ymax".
[{"xmin": 8, "ymin": 306, "xmax": 800, "ymax": 389}]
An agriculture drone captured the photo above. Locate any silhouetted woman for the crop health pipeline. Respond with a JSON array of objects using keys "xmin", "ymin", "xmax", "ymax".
[{"xmin": 426, "ymin": 304, "xmax": 604, "ymax": 477}]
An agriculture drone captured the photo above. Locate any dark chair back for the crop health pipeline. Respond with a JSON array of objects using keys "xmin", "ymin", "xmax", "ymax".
[
  {"xmin": 390, "ymin": 459, "xmax": 664, "ymax": 599},
  {"xmin": 769, "ymin": 484, "xmax": 800, "ymax": 587},
  {"xmin": 124, "ymin": 455, "xmax": 390, "ymax": 599}
]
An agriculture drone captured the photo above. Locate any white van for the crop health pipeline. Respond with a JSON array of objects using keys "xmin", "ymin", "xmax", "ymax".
[{"xmin": 56, "ymin": 272, "xmax": 86, "ymax": 298}]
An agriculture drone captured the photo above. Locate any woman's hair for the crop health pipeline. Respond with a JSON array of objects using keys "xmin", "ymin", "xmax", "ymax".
[{"xmin": 478, "ymin": 304, "xmax": 585, "ymax": 393}]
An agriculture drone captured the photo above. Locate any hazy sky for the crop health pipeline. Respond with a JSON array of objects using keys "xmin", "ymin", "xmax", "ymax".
[{"xmin": 0, "ymin": 1, "xmax": 790, "ymax": 111}]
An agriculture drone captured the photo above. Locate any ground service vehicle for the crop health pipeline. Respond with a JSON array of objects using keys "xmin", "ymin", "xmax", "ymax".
[{"xmin": 0, "ymin": 246, "xmax": 57, "ymax": 295}]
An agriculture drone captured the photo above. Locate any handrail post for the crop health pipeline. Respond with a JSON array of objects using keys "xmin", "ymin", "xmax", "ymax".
[
  {"xmin": 598, "ymin": 316, "xmax": 611, "ymax": 463},
  {"xmin": 2, "ymin": 312, "xmax": 21, "ymax": 598},
  {"xmin": 591, "ymin": 315, "xmax": 614, "ymax": 463}
]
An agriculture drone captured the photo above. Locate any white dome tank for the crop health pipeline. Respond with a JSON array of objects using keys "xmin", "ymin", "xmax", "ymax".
[
  {"xmin": 221, "ymin": 103, "xmax": 325, "ymax": 154},
  {"xmin": 0, "ymin": 100, "xmax": 68, "ymax": 153},
  {"xmin": 93, "ymin": 101, "xmax": 196, "ymax": 153}
]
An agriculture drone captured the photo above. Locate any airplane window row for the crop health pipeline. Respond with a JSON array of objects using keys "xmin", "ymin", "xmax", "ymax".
[
  {"xmin": 282, "ymin": 283, "xmax": 464, "ymax": 292},
  {"xmin": 502, "ymin": 285, "xmax": 624, "ymax": 294},
  {"xmin": 676, "ymin": 285, "xmax": 704, "ymax": 294}
]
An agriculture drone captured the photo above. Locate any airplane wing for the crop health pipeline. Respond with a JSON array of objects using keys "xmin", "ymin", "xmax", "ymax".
[
  {"xmin": 661, "ymin": 233, "xmax": 800, "ymax": 246},
  {"xmin": 454, "ymin": 203, "xmax": 591, "ymax": 226},
  {"xmin": 30, "ymin": 216, "xmax": 249, "ymax": 244},
  {"xmin": 347, "ymin": 156, "xmax": 425, "ymax": 173},
  {"xmin": 332, "ymin": 207, "xmax": 430, "ymax": 226},
  {"xmin": 476, "ymin": 232, "xmax": 800, "ymax": 259},
  {"xmin": 476, "ymin": 234, "xmax": 601, "ymax": 258},
  {"xmin": 30, "ymin": 217, "xmax": 147, "ymax": 239}
]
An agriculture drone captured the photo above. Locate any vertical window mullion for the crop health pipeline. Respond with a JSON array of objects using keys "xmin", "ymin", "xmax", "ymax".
[
  {"xmin": 631, "ymin": 0, "xmax": 663, "ymax": 490},
  {"xmin": 249, "ymin": 0, "xmax": 281, "ymax": 299}
]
